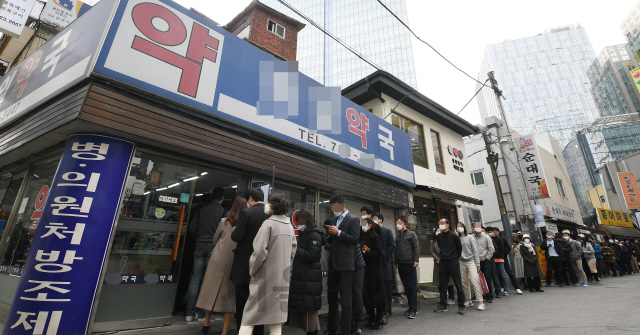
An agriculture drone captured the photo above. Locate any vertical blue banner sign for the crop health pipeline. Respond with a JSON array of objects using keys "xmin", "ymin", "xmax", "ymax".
[{"xmin": 3, "ymin": 134, "xmax": 135, "ymax": 335}]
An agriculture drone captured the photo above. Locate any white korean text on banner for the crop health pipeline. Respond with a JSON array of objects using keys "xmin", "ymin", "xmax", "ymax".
[
  {"xmin": 3, "ymin": 134, "xmax": 135, "ymax": 335},
  {"xmin": 516, "ymin": 135, "xmax": 550, "ymax": 199},
  {"xmin": 532, "ymin": 204, "xmax": 545, "ymax": 228},
  {"xmin": 0, "ymin": 0, "xmax": 37, "ymax": 37},
  {"xmin": 40, "ymin": 0, "xmax": 92, "ymax": 28}
]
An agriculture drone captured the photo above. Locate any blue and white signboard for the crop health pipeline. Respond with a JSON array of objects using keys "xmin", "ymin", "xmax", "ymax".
[
  {"xmin": 0, "ymin": 0, "xmax": 116, "ymax": 131},
  {"xmin": 92, "ymin": 0, "xmax": 415, "ymax": 185},
  {"xmin": 3, "ymin": 134, "xmax": 135, "ymax": 335}
]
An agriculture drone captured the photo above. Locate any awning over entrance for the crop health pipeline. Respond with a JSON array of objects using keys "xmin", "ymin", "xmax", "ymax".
[
  {"xmin": 414, "ymin": 185, "xmax": 483, "ymax": 205},
  {"xmin": 598, "ymin": 225, "xmax": 640, "ymax": 238}
]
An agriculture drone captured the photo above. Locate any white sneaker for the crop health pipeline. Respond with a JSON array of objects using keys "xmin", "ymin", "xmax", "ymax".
[
  {"xmin": 464, "ymin": 300, "xmax": 473, "ymax": 307},
  {"xmin": 447, "ymin": 299, "xmax": 456, "ymax": 305},
  {"xmin": 477, "ymin": 302, "xmax": 485, "ymax": 311},
  {"xmin": 198, "ymin": 317, "xmax": 206, "ymax": 322},
  {"xmin": 516, "ymin": 289, "xmax": 523, "ymax": 294},
  {"xmin": 185, "ymin": 315, "xmax": 194, "ymax": 322}
]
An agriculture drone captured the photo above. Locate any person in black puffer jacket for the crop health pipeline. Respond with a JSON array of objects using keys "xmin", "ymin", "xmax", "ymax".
[{"xmin": 289, "ymin": 209, "xmax": 326, "ymax": 335}]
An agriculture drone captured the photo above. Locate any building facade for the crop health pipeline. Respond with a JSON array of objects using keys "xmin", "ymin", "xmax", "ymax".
[
  {"xmin": 587, "ymin": 44, "xmax": 640, "ymax": 116},
  {"xmin": 621, "ymin": 0, "xmax": 640, "ymax": 64},
  {"xmin": 343, "ymin": 70, "xmax": 482, "ymax": 283},
  {"xmin": 259, "ymin": 0, "xmax": 418, "ymax": 89},
  {"xmin": 476, "ymin": 24, "xmax": 599, "ymax": 148}
]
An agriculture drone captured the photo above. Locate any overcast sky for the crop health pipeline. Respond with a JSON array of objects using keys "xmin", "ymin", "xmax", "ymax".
[{"xmin": 174, "ymin": 0, "xmax": 639, "ymax": 126}]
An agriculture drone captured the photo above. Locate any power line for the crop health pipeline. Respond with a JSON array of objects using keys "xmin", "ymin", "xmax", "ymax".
[
  {"xmin": 458, "ymin": 78, "xmax": 489, "ymax": 115},
  {"xmin": 275, "ymin": 0, "xmax": 382, "ymax": 72},
  {"xmin": 375, "ymin": 0, "xmax": 489, "ymax": 88}
]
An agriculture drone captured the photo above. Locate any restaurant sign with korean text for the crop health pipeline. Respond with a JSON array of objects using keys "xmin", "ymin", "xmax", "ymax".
[
  {"xmin": 539, "ymin": 200, "xmax": 577, "ymax": 224},
  {"xmin": 597, "ymin": 208, "xmax": 634, "ymax": 228},
  {"xmin": 516, "ymin": 135, "xmax": 550, "ymax": 200},
  {"xmin": 617, "ymin": 171, "xmax": 640, "ymax": 210},
  {"xmin": 91, "ymin": 0, "xmax": 415, "ymax": 185},
  {"xmin": 3, "ymin": 134, "xmax": 135, "ymax": 335}
]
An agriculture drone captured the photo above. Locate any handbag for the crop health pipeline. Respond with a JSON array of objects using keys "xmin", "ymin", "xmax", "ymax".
[{"xmin": 478, "ymin": 271, "xmax": 489, "ymax": 295}]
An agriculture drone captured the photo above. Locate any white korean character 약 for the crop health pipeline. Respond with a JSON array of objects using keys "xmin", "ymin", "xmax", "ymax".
[
  {"xmin": 20, "ymin": 280, "xmax": 71, "ymax": 302},
  {"xmin": 40, "ymin": 223, "xmax": 85, "ymax": 245},
  {"xmin": 34, "ymin": 250, "xmax": 83, "ymax": 273},
  {"xmin": 10, "ymin": 310, "xmax": 62, "ymax": 334},
  {"xmin": 122, "ymin": 275, "xmax": 129, "ymax": 283},
  {"xmin": 50, "ymin": 196, "xmax": 92, "ymax": 217},
  {"xmin": 57, "ymin": 172, "xmax": 100, "ymax": 192},
  {"xmin": 159, "ymin": 275, "xmax": 166, "ymax": 282},
  {"xmin": 71, "ymin": 142, "xmax": 109, "ymax": 160}
]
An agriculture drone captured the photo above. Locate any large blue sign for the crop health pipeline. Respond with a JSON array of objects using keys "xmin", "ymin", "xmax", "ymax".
[
  {"xmin": 0, "ymin": 0, "xmax": 117, "ymax": 132},
  {"xmin": 3, "ymin": 134, "xmax": 135, "ymax": 335},
  {"xmin": 92, "ymin": 0, "xmax": 415, "ymax": 186}
]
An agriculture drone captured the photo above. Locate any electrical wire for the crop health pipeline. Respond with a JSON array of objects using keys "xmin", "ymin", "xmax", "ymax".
[
  {"xmin": 375, "ymin": 0, "xmax": 489, "ymax": 88},
  {"xmin": 275, "ymin": 0, "xmax": 382, "ymax": 72},
  {"xmin": 457, "ymin": 78, "xmax": 489, "ymax": 115}
]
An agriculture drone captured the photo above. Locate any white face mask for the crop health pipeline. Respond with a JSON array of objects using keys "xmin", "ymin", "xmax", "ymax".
[
  {"xmin": 373, "ymin": 219, "xmax": 379, "ymax": 224},
  {"xmin": 362, "ymin": 226, "xmax": 369, "ymax": 233},
  {"xmin": 457, "ymin": 227, "xmax": 464, "ymax": 233},
  {"xmin": 396, "ymin": 224, "xmax": 403, "ymax": 231},
  {"xmin": 298, "ymin": 225, "xmax": 307, "ymax": 232},
  {"xmin": 488, "ymin": 233, "xmax": 494, "ymax": 237},
  {"xmin": 524, "ymin": 238, "xmax": 531, "ymax": 243},
  {"xmin": 563, "ymin": 236, "xmax": 569, "ymax": 241},
  {"xmin": 438, "ymin": 224, "xmax": 446, "ymax": 231},
  {"xmin": 333, "ymin": 211, "xmax": 342, "ymax": 217},
  {"xmin": 609, "ymin": 241, "xmax": 614, "ymax": 244},
  {"xmin": 361, "ymin": 215, "xmax": 368, "ymax": 220},
  {"xmin": 547, "ymin": 236, "xmax": 553, "ymax": 240},
  {"xmin": 474, "ymin": 228, "xmax": 482, "ymax": 233}
]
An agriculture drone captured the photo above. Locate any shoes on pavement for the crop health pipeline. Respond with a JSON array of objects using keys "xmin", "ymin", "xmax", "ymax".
[
  {"xmin": 457, "ymin": 306, "xmax": 465, "ymax": 315},
  {"xmin": 477, "ymin": 302, "xmax": 486, "ymax": 311},
  {"xmin": 577, "ymin": 283, "xmax": 584, "ymax": 286},
  {"xmin": 529, "ymin": 288, "xmax": 535, "ymax": 293},
  {"xmin": 198, "ymin": 317, "xmax": 206, "ymax": 322},
  {"xmin": 503, "ymin": 291, "xmax": 509, "ymax": 296},
  {"xmin": 185, "ymin": 315, "xmax": 194, "ymax": 322},
  {"xmin": 583, "ymin": 284, "xmax": 589, "ymax": 287},
  {"xmin": 387, "ymin": 312, "xmax": 392, "ymax": 318},
  {"xmin": 434, "ymin": 305, "xmax": 448, "ymax": 313},
  {"xmin": 544, "ymin": 283, "xmax": 551, "ymax": 287},
  {"xmin": 516, "ymin": 289, "xmax": 523, "ymax": 294},
  {"xmin": 355, "ymin": 330, "xmax": 364, "ymax": 335},
  {"xmin": 571, "ymin": 283, "xmax": 577, "ymax": 287},
  {"xmin": 370, "ymin": 321, "xmax": 383, "ymax": 330},
  {"xmin": 202, "ymin": 326, "xmax": 210, "ymax": 334},
  {"xmin": 408, "ymin": 311, "xmax": 416, "ymax": 319},
  {"xmin": 447, "ymin": 299, "xmax": 456, "ymax": 305},
  {"xmin": 464, "ymin": 300, "xmax": 473, "ymax": 307},
  {"xmin": 559, "ymin": 284, "xmax": 564, "ymax": 287},
  {"xmin": 536, "ymin": 289, "xmax": 544, "ymax": 292},
  {"xmin": 382, "ymin": 315, "xmax": 388, "ymax": 325},
  {"xmin": 486, "ymin": 299, "xmax": 493, "ymax": 303},
  {"xmin": 404, "ymin": 309, "xmax": 410, "ymax": 316},
  {"xmin": 364, "ymin": 320, "xmax": 374, "ymax": 328}
]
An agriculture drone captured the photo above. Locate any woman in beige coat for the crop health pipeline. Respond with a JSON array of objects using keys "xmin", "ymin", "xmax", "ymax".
[
  {"xmin": 196, "ymin": 197, "xmax": 246, "ymax": 334},
  {"xmin": 239, "ymin": 193, "xmax": 297, "ymax": 335}
]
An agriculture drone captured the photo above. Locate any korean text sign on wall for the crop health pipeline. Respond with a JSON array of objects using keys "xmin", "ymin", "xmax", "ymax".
[
  {"xmin": 40, "ymin": 0, "xmax": 92, "ymax": 29},
  {"xmin": 597, "ymin": 208, "xmax": 634, "ymax": 228},
  {"xmin": 92, "ymin": 0, "xmax": 415, "ymax": 186},
  {"xmin": 516, "ymin": 135, "xmax": 550, "ymax": 200},
  {"xmin": 0, "ymin": 0, "xmax": 37, "ymax": 38},
  {"xmin": 617, "ymin": 171, "xmax": 640, "ymax": 210},
  {"xmin": 3, "ymin": 134, "xmax": 135, "ymax": 335},
  {"xmin": 540, "ymin": 200, "xmax": 576, "ymax": 224}
]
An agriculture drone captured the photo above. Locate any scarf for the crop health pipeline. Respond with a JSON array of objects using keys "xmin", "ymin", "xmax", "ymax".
[{"xmin": 523, "ymin": 241, "xmax": 536, "ymax": 254}]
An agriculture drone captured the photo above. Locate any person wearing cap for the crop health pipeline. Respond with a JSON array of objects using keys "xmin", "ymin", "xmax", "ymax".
[
  {"xmin": 520, "ymin": 234, "xmax": 543, "ymax": 292},
  {"xmin": 540, "ymin": 232, "xmax": 565, "ymax": 287}
]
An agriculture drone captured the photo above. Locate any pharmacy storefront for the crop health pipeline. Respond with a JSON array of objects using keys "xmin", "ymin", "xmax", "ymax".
[{"xmin": 0, "ymin": 0, "xmax": 415, "ymax": 333}]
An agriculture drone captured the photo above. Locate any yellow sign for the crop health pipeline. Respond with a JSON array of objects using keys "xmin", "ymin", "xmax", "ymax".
[
  {"xmin": 630, "ymin": 68, "xmax": 640, "ymax": 93},
  {"xmin": 537, "ymin": 247, "xmax": 547, "ymax": 281},
  {"xmin": 597, "ymin": 208, "xmax": 634, "ymax": 228}
]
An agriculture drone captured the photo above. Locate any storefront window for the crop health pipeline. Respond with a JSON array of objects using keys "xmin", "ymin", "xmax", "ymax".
[
  {"xmin": 391, "ymin": 113, "xmax": 428, "ymax": 169},
  {"xmin": 2, "ymin": 160, "xmax": 59, "ymax": 267},
  {"xmin": 251, "ymin": 176, "xmax": 316, "ymax": 216},
  {"xmin": 0, "ymin": 174, "xmax": 16, "ymax": 238},
  {"xmin": 413, "ymin": 197, "xmax": 438, "ymax": 256}
]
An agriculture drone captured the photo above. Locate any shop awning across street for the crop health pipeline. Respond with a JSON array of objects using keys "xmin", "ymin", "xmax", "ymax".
[{"xmin": 598, "ymin": 225, "xmax": 640, "ymax": 238}]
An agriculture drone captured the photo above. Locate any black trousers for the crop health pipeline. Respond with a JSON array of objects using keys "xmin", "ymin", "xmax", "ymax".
[
  {"xmin": 351, "ymin": 266, "xmax": 364, "ymax": 331},
  {"xmin": 606, "ymin": 261, "xmax": 619, "ymax": 276},
  {"xmin": 526, "ymin": 277, "xmax": 541, "ymax": 290},
  {"xmin": 596, "ymin": 258, "xmax": 605, "ymax": 277},
  {"xmin": 235, "ymin": 284, "xmax": 264, "ymax": 335},
  {"xmin": 383, "ymin": 279, "xmax": 393, "ymax": 315},
  {"xmin": 546, "ymin": 256, "xmax": 564, "ymax": 285},
  {"xmin": 438, "ymin": 258, "xmax": 465, "ymax": 307},
  {"xmin": 563, "ymin": 258, "xmax": 578, "ymax": 284},
  {"xmin": 328, "ymin": 269, "xmax": 354, "ymax": 335}
]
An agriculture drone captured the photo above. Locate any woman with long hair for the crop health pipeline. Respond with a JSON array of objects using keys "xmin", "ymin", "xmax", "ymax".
[
  {"xmin": 288, "ymin": 209, "xmax": 326, "ymax": 335},
  {"xmin": 360, "ymin": 218, "xmax": 386, "ymax": 330},
  {"xmin": 196, "ymin": 197, "xmax": 247, "ymax": 334}
]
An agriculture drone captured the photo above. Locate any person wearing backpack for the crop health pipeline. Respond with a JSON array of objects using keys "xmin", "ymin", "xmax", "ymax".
[{"xmin": 500, "ymin": 231, "xmax": 523, "ymax": 294}]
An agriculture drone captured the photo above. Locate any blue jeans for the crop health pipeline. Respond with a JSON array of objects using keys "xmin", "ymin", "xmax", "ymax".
[
  {"xmin": 494, "ymin": 262, "xmax": 509, "ymax": 294},
  {"xmin": 186, "ymin": 250, "xmax": 211, "ymax": 318},
  {"xmin": 398, "ymin": 264, "xmax": 417, "ymax": 312}
]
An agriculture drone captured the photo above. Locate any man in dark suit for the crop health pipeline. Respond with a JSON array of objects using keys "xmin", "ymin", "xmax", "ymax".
[
  {"xmin": 231, "ymin": 188, "xmax": 270, "ymax": 335},
  {"xmin": 325, "ymin": 194, "xmax": 360, "ymax": 335},
  {"xmin": 372, "ymin": 212, "xmax": 396, "ymax": 322}
]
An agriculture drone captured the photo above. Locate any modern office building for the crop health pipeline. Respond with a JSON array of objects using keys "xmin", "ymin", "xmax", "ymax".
[
  {"xmin": 259, "ymin": 0, "xmax": 418, "ymax": 89},
  {"xmin": 621, "ymin": 1, "xmax": 640, "ymax": 64},
  {"xmin": 475, "ymin": 24, "xmax": 599, "ymax": 148},
  {"xmin": 587, "ymin": 44, "xmax": 640, "ymax": 116}
]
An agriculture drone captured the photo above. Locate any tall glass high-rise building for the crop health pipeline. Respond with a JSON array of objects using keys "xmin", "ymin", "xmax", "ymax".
[
  {"xmin": 475, "ymin": 24, "xmax": 599, "ymax": 147},
  {"xmin": 259, "ymin": 0, "xmax": 417, "ymax": 89}
]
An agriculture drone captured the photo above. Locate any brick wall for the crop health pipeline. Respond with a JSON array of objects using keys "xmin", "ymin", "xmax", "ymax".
[{"xmin": 226, "ymin": 7, "xmax": 300, "ymax": 61}]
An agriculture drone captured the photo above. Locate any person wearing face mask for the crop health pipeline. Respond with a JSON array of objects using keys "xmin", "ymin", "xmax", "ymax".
[
  {"xmin": 393, "ymin": 217, "xmax": 419, "ymax": 319},
  {"xmin": 619, "ymin": 241, "xmax": 632, "ymax": 275},
  {"xmin": 360, "ymin": 218, "xmax": 386, "ymax": 330},
  {"xmin": 629, "ymin": 240, "xmax": 640, "ymax": 274},
  {"xmin": 601, "ymin": 242, "xmax": 619, "ymax": 277},
  {"xmin": 610, "ymin": 239, "xmax": 625, "ymax": 276},
  {"xmin": 498, "ymin": 230, "xmax": 523, "ymax": 295},
  {"xmin": 520, "ymin": 234, "xmax": 543, "ymax": 292},
  {"xmin": 560, "ymin": 232, "xmax": 579, "ymax": 286},
  {"xmin": 512, "ymin": 234, "xmax": 526, "ymax": 291},
  {"xmin": 566, "ymin": 234, "xmax": 588, "ymax": 287},
  {"xmin": 592, "ymin": 237, "xmax": 605, "ymax": 278},
  {"xmin": 431, "ymin": 228, "xmax": 455, "ymax": 305},
  {"xmin": 488, "ymin": 227, "xmax": 510, "ymax": 296},
  {"xmin": 582, "ymin": 237, "xmax": 599, "ymax": 284},
  {"xmin": 457, "ymin": 223, "xmax": 485, "ymax": 311},
  {"xmin": 540, "ymin": 232, "xmax": 565, "ymax": 287},
  {"xmin": 434, "ymin": 219, "xmax": 465, "ymax": 315},
  {"xmin": 371, "ymin": 212, "xmax": 396, "ymax": 322},
  {"xmin": 289, "ymin": 209, "xmax": 326, "ymax": 335},
  {"xmin": 324, "ymin": 194, "xmax": 360, "ymax": 335},
  {"xmin": 472, "ymin": 222, "xmax": 495, "ymax": 303}
]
